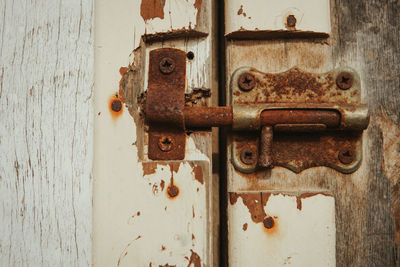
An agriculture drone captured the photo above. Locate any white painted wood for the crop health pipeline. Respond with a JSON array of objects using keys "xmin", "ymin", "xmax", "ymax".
[
  {"xmin": 228, "ymin": 193, "xmax": 336, "ymax": 267},
  {"xmin": 0, "ymin": 0, "xmax": 94, "ymax": 266},
  {"xmin": 225, "ymin": 0, "xmax": 330, "ymax": 35},
  {"xmin": 93, "ymin": 0, "xmax": 215, "ymax": 266}
]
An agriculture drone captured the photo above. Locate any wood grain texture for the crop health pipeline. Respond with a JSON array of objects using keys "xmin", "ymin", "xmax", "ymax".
[
  {"xmin": 225, "ymin": 0, "xmax": 400, "ymax": 266},
  {"xmin": 0, "ymin": 1, "xmax": 94, "ymax": 266},
  {"xmin": 332, "ymin": 0, "xmax": 400, "ymax": 265}
]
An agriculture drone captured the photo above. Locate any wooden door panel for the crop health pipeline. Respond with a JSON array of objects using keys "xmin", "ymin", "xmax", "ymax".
[{"xmin": 94, "ymin": 0, "xmax": 217, "ymax": 266}]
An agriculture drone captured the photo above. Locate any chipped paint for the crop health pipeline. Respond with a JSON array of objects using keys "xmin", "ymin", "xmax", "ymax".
[
  {"xmin": 191, "ymin": 164, "xmax": 204, "ymax": 184},
  {"xmin": 225, "ymin": 0, "xmax": 330, "ymax": 38},
  {"xmin": 228, "ymin": 192, "xmax": 335, "ymax": 266},
  {"xmin": 140, "ymin": 0, "xmax": 166, "ymax": 21},
  {"xmin": 187, "ymin": 249, "xmax": 201, "ymax": 267}
]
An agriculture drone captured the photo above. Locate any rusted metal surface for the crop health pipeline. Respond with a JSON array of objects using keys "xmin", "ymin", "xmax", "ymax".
[
  {"xmin": 231, "ymin": 67, "xmax": 360, "ymax": 105},
  {"xmin": 230, "ymin": 66, "xmax": 367, "ymax": 173},
  {"xmin": 109, "ymin": 94, "xmax": 124, "ymax": 119},
  {"xmin": 336, "ymin": 72, "xmax": 354, "ymax": 90},
  {"xmin": 258, "ymin": 126, "xmax": 273, "ymax": 168},
  {"xmin": 240, "ymin": 146, "xmax": 258, "ymax": 165},
  {"xmin": 184, "ymin": 106, "xmax": 232, "ymax": 127},
  {"xmin": 285, "ymin": 14, "xmax": 297, "ymax": 29},
  {"xmin": 238, "ymin": 72, "xmax": 255, "ymax": 91},
  {"xmin": 183, "ymin": 106, "xmax": 340, "ymax": 129},
  {"xmin": 147, "ymin": 48, "xmax": 186, "ymax": 160}
]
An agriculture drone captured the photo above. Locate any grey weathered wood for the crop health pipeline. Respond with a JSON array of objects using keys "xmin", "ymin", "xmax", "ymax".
[
  {"xmin": 333, "ymin": 0, "xmax": 400, "ymax": 265},
  {"xmin": 0, "ymin": 0, "xmax": 93, "ymax": 266}
]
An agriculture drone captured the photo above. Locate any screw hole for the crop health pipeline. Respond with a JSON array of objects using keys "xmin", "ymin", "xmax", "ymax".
[{"xmin": 187, "ymin": 51, "xmax": 194, "ymax": 60}]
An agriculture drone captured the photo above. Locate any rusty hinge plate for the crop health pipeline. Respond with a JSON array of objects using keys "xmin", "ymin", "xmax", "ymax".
[
  {"xmin": 146, "ymin": 48, "xmax": 186, "ymax": 160},
  {"xmin": 230, "ymin": 67, "xmax": 365, "ymax": 174}
]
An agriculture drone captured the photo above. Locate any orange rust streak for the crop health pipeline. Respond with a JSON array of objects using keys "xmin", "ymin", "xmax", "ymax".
[
  {"xmin": 109, "ymin": 94, "xmax": 123, "ymax": 119},
  {"xmin": 296, "ymin": 192, "xmax": 333, "ymax": 211},
  {"xmin": 194, "ymin": 0, "xmax": 202, "ymax": 24},
  {"xmin": 140, "ymin": 0, "xmax": 165, "ymax": 21},
  {"xmin": 188, "ymin": 249, "xmax": 201, "ymax": 267}
]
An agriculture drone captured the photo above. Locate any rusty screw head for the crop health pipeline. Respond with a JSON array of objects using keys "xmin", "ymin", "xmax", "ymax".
[
  {"xmin": 167, "ymin": 184, "xmax": 179, "ymax": 198},
  {"xmin": 238, "ymin": 73, "xmax": 256, "ymax": 91},
  {"xmin": 286, "ymin": 15, "xmax": 297, "ymax": 28},
  {"xmin": 263, "ymin": 216, "xmax": 275, "ymax": 229},
  {"xmin": 338, "ymin": 148, "xmax": 355, "ymax": 164},
  {"xmin": 158, "ymin": 136, "xmax": 174, "ymax": 152},
  {"xmin": 159, "ymin": 57, "xmax": 175, "ymax": 74},
  {"xmin": 336, "ymin": 72, "xmax": 353, "ymax": 90},
  {"xmin": 111, "ymin": 99, "xmax": 122, "ymax": 112},
  {"xmin": 240, "ymin": 147, "xmax": 257, "ymax": 165}
]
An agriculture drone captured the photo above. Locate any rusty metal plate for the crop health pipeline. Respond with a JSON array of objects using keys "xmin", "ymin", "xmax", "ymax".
[
  {"xmin": 230, "ymin": 67, "xmax": 364, "ymax": 174},
  {"xmin": 147, "ymin": 48, "xmax": 186, "ymax": 160}
]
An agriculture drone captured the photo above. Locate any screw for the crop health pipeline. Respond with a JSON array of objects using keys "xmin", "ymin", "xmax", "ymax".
[
  {"xmin": 336, "ymin": 72, "xmax": 353, "ymax": 90},
  {"xmin": 263, "ymin": 216, "xmax": 275, "ymax": 229},
  {"xmin": 159, "ymin": 57, "xmax": 175, "ymax": 74},
  {"xmin": 338, "ymin": 148, "xmax": 354, "ymax": 164},
  {"xmin": 111, "ymin": 99, "xmax": 122, "ymax": 112},
  {"xmin": 240, "ymin": 147, "xmax": 257, "ymax": 165},
  {"xmin": 158, "ymin": 136, "xmax": 174, "ymax": 152},
  {"xmin": 286, "ymin": 15, "xmax": 297, "ymax": 28},
  {"xmin": 238, "ymin": 73, "xmax": 256, "ymax": 91},
  {"xmin": 167, "ymin": 184, "xmax": 179, "ymax": 198}
]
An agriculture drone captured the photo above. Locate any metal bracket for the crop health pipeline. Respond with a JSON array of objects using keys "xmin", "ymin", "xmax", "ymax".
[
  {"xmin": 230, "ymin": 67, "xmax": 368, "ymax": 174},
  {"xmin": 146, "ymin": 48, "xmax": 187, "ymax": 160},
  {"xmin": 144, "ymin": 48, "xmax": 369, "ymax": 174}
]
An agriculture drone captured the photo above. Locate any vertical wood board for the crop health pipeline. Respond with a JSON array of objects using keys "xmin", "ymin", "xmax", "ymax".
[{"xmin": 0, "ymin": 0, "xmax": 94, "ymax": 266}]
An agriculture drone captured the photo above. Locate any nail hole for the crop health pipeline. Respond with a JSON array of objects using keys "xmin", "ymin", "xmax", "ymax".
[{"xmin": 187, "ymin": 51, "xmax": 194, "ymax": 60}]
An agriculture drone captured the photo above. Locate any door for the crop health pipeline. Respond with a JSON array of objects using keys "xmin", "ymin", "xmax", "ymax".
[
  {"xmin": 92, "ymin": 0, "xmax": 399, "ymax": 266},
  {"xmin": 2, "ymin": 0, "xmax": 398, "ymax": 266}
]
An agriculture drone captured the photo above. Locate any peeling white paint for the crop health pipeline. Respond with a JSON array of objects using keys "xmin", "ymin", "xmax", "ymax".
[
  {"xmin": 225, "ymin": 0, "xmax": 331, "ymax": 35},
  {"xmin": 228, "ymin": 193, "xmax": 336, "ymax": 267}
]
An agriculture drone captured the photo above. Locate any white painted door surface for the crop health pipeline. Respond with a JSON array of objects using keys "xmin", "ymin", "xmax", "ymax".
[{"xmin": 93, "ymin": 0, "xmax": 217, "ymax": 266}]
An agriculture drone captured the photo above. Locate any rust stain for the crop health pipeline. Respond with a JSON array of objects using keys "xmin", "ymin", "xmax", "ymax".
[
  {"xmin": 194, "ymin": 0, "xmax": 202, "ymax": 24},
  {"xmin": 237, "ymin": 5, "xmax": 243, "ymax": 15},
  {"xmin": 229, "ymin": 192, "xmax": 267, "ymax": 224},
  {"xmin": 167, "ymin": 177, "xmax": 179, "ymax": 199},
  {"xmin": 192, "ymin": 165, "xmax": 204, "ymax": 184},
  {"xmin": 117, "ymin": 235, "xmax": 142, "ymax": 266},
  {"xmin": 109, "ymin": 94, "xmax": 123, "ymax": 119},
  {"xmin": 160, "ymin": 180, "xmax": 165, "ymax": 191},
  {"xmin": 296, "ymin": 192, "xmax": 333, "ymax": 211},
  {"xmin": 187, "ymin": 250, "xmax": 201, "ymax": 267},
  {"xmin": 142, "ymin": 162, "xmax": 158, "ymax": 176},
  {"xmin": 192, "ymin": 234, "xmax": 195, "ymax": 240},
  {"xmin": 192, "ymin": 206, "xmax": 195, "ymax": 218},
  {"xmin": 161, "ymin": 245, "xmax": 166, "ymax": 251},
  {"xmin": 243, "ymin": 223, "xmax": 248, "ymax": 231},
  {"xmin": 140, "ymin": 0, "xmax": 165, "ymax": 21},
  {"xmin": 159, "ymin": 264, "xmax": 176, "ymax": 267}
]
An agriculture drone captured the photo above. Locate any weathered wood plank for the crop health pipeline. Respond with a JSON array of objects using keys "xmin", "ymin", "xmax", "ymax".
[
  {"xmin": 332, "ymin": 0, "xmax": 400, "ymax": 265},
  {"xmin": 93, "ymin": 0, "xmax": 217, "ymax": 266},
  {"xmin": 224, "ymin": 0, "xmax": 400, "ymax": 266},
  {"xmin": 0, "ymin": 0, "xmax": 94, "ymax": 266}
]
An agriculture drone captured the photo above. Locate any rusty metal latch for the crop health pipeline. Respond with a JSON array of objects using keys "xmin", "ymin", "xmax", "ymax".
[{"xmin": 145, "ymin": 48, "xmax": 369, "ymax": 174}]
